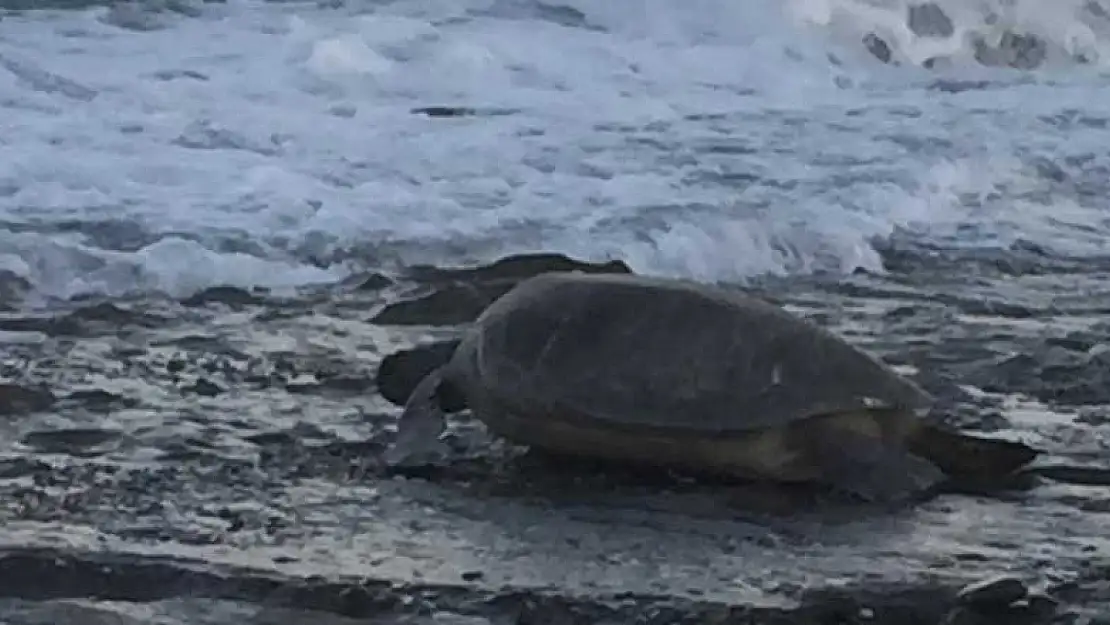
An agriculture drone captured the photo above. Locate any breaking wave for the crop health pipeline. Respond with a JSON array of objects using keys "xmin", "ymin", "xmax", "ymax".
[{"xmin": 2, "ymin": 0, "xmax": 1110, "ymax": 301}]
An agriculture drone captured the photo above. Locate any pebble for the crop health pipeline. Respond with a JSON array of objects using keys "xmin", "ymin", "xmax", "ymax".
[{"xmin": 460, "ymin": 570, "xmax": 484, "ymax": 582}]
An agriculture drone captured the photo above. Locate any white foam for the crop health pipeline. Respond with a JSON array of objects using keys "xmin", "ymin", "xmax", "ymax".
[
  {"xmin": 791, "ymin": 0, "xmax": 1110, "ymax": 67},
  {"xmin": 1, "ymin": 0, "xmax": 1110, "ymax": 299},
  {"xmin": 0, "ymin": 230, "xmax": 341, "ymax": 300}
]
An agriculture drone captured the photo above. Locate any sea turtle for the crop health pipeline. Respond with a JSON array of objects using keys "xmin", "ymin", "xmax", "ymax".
[{"xmin": 383, "ymin": 271, "xmax": 1037, "ymax": 503}]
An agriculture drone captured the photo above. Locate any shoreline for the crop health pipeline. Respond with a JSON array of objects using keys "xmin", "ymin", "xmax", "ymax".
[{"xmin": 0, "ymin": 253, "xmax": 1107, "ymax": 624}]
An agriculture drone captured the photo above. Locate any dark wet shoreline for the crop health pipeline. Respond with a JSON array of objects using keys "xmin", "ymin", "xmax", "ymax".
[
  {"xmin": 0, "ymin": 546, "xmax": 1067, "ymax": 625},
  {"xmin": 1, "ymin": 251, "xmax": 1110, "ymax": 624}
]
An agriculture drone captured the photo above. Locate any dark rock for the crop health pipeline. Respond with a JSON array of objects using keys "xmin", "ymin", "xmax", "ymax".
[
  {"xmin": 412, "ymin": 106, "xmax": 478, "ymax": 118},
  {"xmin": 245, "ymin": 431, "xmax": 299, "ymax": 447},
  {"xmin": 21, "ymin": 428, "xmax": 121, "ymax": 457},
  {"xmin": 922, "ymin": 55, "xmax": 950, "ymax": 69},
  {"xmin": 0, "ymin": 302, "xmax": 171, "ymax": 337},
  {"xmin": 0, "ymin": 314, "xmax": 73, "ymax": 336},
  {"xmin": 411, "ymin": 106, "xmax": 520, "ymax": 118},
  {"xmin": 181, "ymin": 285, "xmax": 265, "ymax": 309},
  {"xmin": 182, "ymin": 377, "xmax": 223, "ymax": 397},
  {"xmin": 151, "ymin": 69, "xmax": 209, "ymax": 81},
  {"xmin": 1075, "ymin": 406, "xmax": 1110, "ymax": 425},
  {"xmin": 957, "ymin": 575, "xmax": 1029, "ymax": 609},
  {"xmin": 99, "ymin": 3, "xmax": 170, "ymax": 31},
  {"xmin": 954, "ymin": 297, "xmax": 1039, "ymax": 319},
  {"xmin": 531, "ymin": 2, "xmax": 593, "ymax": 29},
  {"xmin": 62, "ymin": 389, "xmax": 139, "ymax": 412},
  {"xmin": 72, "ymin": 302, "xmax": 153, "ymax": 327},
  {"xmin": 0, "ymin": 0, "xmax": 104, "ymax": 8},
  {"xmin": 864, "ymin": 33, "xmax": 893, "ymax": 64},
  {"xmin": 907, "ymin": 3, "xmax": 954, "ymax": 38},
  {"xmin": 968, "ymin": 344, "xmax": 1110, "ymax": 406},
  {"xmin": 0, "ymin": 269, "xmax": 31, "ymax": 311},
  {"xmin": 0, "ymin": 51, "xmax": 97, "ymax": 101},
  {"xmin": 0, "ymin": 382, "xmax": 55, "ymax": 416},
  {"xmin": 973, "ymin": 31, "xmax": 1047, "ymax": 70},
  {"xmin": 372, "ymin": 282, "xmax": 516, "ymax": 326},
  {"xmin": 376, "ymin": 339, "xmax": 463, "ymax": 408},
  {"xmin": 375, "ymin": 253, "xmax": 634, "ymax": 326},
  {"xmin": 0, "ymin": 547, "xmax": 1063, "ymax": 624},
  {"xmin": 341, "ymin": 272, "xmax": 393, "ymax": 292},
  {"xmin": 928, "ymin": 79, "xmax": 992, "ymax": 93},
  {"xmin": 944, "ymin": 594, "xmax": 1058, "ymax": 625},
  {"xmin": 796, "ymin": 586, "xmax": 954, "ymax": 624},
  {"xmin": 0, "ymin": 457, "xmax": 50, "ymax": 479},
  {"xmin": 404, "ymin": 252, "xmax": 633, "ymax": 286}
]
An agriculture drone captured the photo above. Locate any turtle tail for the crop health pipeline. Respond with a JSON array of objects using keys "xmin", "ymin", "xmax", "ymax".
[{"xmin": 908, "ymin": 423, "xmax": 1039, "ymax": 482}]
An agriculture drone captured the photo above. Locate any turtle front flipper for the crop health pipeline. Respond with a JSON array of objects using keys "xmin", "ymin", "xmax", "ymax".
[
  {"xmin": 383, "ymin": 368, "xmax": 453, "ymax": 469},
  {"xmin": 797, "ymin": 417, "xmax": 947, "ymax": 505},
  {"xmin": 907, "ymin": 423, "xmax": 1040, "ymax": 494},
  {"xmin": 908, "ymin": 423, "xmax": 1038, "ymax": 478}
]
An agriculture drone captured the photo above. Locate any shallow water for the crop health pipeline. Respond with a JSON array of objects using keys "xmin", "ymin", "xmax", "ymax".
[{"xmin": 3, "ymin": 0, "xmax": 1110, "ymax": 622}]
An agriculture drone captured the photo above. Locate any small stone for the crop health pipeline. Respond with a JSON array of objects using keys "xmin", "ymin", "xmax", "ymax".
[
  {"xmin": 973, "ymin": 31, "xmax": 1047, "ymax": 70},
  {"xmin": 907, "ymin": 3, "xmax": 954, "ymax": 38},
  {"xmin": 1000, "ymin": 31, "xmax": 1047, "ymax": 70},
  {"xmin": 0, "ymin": 269, "xmax": 31, "ymax": 311},
  {"xmin": 183, "ymin": 377, "xmax": 223, "ymax": 397},
  {"xmin": 412, "ymin": 106, "xmax": 478, "ymax": 118},
  {"xmin": 0, "ymin": 382, "xmax": 55, "ymax": 416},
  {"xmin": 181, "ymin": 285, "xmax": 265, "ymax": 309},
  {"xmin": 330, "ymin": 104, "xmax": 357, "ymax": 118},
  {"xmin": 21, "ymin": 428, "xmax": 120, "ymax": 456},
  {"xmin": 956, "ymin": 575, "xmax": 1028, "ymax": 608},
  {"xmin": 863, "ymin": 33, "xmax": 893, "ymax": 64}
]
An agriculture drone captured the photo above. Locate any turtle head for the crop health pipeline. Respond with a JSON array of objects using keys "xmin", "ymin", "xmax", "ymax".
[
  {"xmin": 436, "ymin": 376, "xmax": 468, "ymax": 413},
  {"xmin": 376, "ymin": 339, "xmax": 463, "ymax": 408}
]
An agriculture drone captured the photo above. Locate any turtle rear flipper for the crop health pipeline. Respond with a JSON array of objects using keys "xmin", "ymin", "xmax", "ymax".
[
  {"xmin": 384, "ymin": 368, "xmax": 452, "ymax": 469},
  {"xmin": 908, "ymin": 424, "xmax": 1040, "ymax": 493},
  {"xmin": 801, "ymin": 420, "xmax": 946, "ymax": 504}
]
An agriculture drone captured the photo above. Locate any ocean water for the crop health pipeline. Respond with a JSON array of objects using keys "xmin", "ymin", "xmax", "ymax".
[{"xmin": 4, "ymin": 0, "xmax": 1110, "ymax": 303}]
